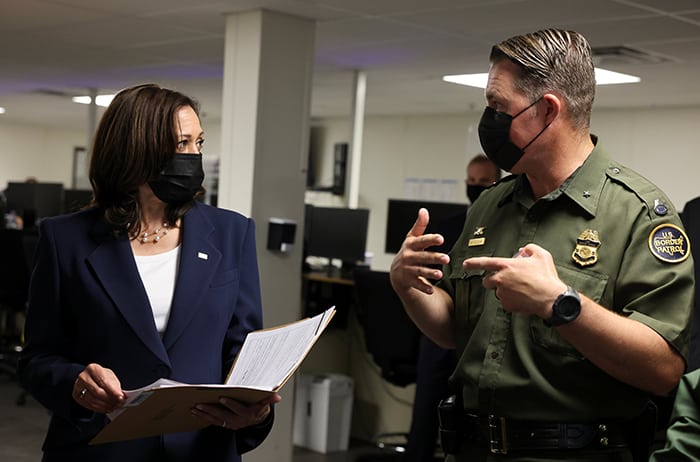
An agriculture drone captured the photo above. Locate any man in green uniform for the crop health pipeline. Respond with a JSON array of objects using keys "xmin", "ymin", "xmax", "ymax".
[
  {"xmin": 389, "ymin": 29, "xmax": 693, "ymax": 461},
  {"xmin": 650, "ymin": 369, "xmax": 700, "ymax": 461}
]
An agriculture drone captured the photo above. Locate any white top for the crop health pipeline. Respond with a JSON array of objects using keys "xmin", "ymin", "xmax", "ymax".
[{"xmin": 133, "ymin": 245, "xmax": 181, "ymax": 333}]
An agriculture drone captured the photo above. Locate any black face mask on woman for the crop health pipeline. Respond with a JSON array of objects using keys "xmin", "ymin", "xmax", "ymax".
[
  {"xmin": 148, "ymin": 153, "xmax": 204, "ymax": 204},
  {"xmin": 478, "ymin": 97, "xmax": 549, "ymax": 172}
]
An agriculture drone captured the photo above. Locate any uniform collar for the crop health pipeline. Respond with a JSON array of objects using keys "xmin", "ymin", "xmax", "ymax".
[
  {"xmin": 500, "ymin": 135, "xmax": 608, "ymax": 218},
  {"xmin": 557, "ymin": 139, "xmax": 609, "ymax": 218}
]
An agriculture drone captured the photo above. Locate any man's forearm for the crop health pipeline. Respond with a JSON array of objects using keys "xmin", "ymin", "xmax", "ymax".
[
  {"xmin": 398, "ymin": 285, "xmax": 456, "ymax": 349},
  {"xmin": 559, "ymin": 295, "xmax": 684, "ymax": 395}
]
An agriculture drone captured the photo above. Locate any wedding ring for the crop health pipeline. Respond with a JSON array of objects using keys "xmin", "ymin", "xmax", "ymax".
[
  {"xmin": 222, "ymin": 420, "xmax": 227, "ymax": 428},
  {"xmin": 79, "ymin": 388, "xmax": 88, "ymax": 399}
]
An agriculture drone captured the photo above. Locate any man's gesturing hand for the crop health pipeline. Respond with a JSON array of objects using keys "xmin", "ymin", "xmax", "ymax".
[{"xmin": 389, "ymin": 208, "xmax": 450, "ymax": 295}]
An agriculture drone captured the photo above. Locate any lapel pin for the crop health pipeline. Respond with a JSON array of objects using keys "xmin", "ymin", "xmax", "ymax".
[{"xmin": 197, "ymin": 252, "xmax": 209, "ymax": 260}]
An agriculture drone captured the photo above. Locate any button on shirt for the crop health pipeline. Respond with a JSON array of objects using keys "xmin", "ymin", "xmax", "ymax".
[{"xmin": 441, "ymin": 141, "xmax": 693, "ymax": 421}]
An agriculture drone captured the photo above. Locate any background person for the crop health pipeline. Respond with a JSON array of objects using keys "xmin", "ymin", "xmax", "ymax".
[
  {"xmin": 18, "ymin": 83, "xmax": 280, "ymax": 462},
  {"xmin": 649, "ymin": 369, "xmax": 700, "ymax": 461},
  {"xmin": 431, "ymin": 154, "xmax": 503, "ymax": 253},
  {"xmin": 466, "ymin": 154, "xmax": 503, "ymax": 204},
  {"xmin": 390, "ymin": 29, "xmax": 692, "ymax": 461}
]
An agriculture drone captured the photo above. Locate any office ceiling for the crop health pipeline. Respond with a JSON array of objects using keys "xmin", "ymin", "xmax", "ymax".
[{"xmin": 1, "ymin": 0, "xmax": 700, "ymax": 130}]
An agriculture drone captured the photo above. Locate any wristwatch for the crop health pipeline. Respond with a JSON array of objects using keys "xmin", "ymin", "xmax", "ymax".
[{"xmin": 544, "ymin": 286, "xmax": 581, "ymax": 327}]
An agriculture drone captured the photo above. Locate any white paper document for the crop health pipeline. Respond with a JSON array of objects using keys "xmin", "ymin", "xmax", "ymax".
[
  {"xmin": 226, "ymin": 306, "xmax": 334, "ymax": 389},
  {"xmin": 103, "ymin": 306, "xmax": 336, "ymax": 425}
]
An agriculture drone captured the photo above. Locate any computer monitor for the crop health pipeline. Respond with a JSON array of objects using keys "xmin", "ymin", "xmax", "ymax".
[
  {"xmin": 304, "ymin": 205, "xmax": 370, "ymax": 270},
  {"xmin": 4, "ymin": 182, "xmax": 64, "ymax": 227},
  {"xmin": 63, "ymin": 189, "xmax": 93, "ymax": 213},
  {"xmin": 385, "ymin": 199, "xmax": 467, "ymax": 254}
]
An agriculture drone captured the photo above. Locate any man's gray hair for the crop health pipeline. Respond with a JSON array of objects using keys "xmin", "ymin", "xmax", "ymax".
[{"xmin": 490, "ymin": 29, "xmax": 595, "ymax": 131}]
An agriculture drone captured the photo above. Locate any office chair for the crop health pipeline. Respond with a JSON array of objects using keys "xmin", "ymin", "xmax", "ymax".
[
  {"xmin": 353, "ymin": 269, "xmax": 421, "ymax": 387},
  {"xmin": 0, "ymin": 229, "xmax": 33, "ymax": 404},
  {"xmin": 353, "ymin": 269, "xmax": 422, "ymax": 460}
]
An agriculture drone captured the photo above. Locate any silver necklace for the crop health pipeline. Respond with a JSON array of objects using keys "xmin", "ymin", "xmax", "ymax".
[{"xmin": 132, "ymin": 222, "xmax": 170, "ymax": 244}]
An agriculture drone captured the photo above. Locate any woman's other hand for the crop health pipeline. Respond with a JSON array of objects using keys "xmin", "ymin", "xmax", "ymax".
[
  {"xmin": 73, "ymin": 363, "xmax": 127, "ymax": 413},
  {"xmin": 191, "ymin": 393, "xmax": 282, "ymax": 430}
]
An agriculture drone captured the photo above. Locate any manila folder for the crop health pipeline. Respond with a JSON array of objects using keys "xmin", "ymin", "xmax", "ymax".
[{"xmin": 90, "ymin": 306, "xmax": 335, "ymax": 444}]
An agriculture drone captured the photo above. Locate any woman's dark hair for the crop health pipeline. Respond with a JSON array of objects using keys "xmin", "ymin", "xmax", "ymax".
[{"xmin": 89, "ymin": 83, "xmax": 203, "ymax": 237}]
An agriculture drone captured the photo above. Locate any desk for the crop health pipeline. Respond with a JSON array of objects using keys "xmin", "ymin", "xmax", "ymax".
[
  {"xmin": 302, "ymin": 270, "xmax": 355, "ymax": 328},
  {"xmin": 303, "ymin": 270, "xmax": 354, "ymax": 286}
]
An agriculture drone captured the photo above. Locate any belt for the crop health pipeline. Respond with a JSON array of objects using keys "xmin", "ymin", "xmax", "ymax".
[{"xmin": 461, "ymin": 413, "xmax": 629, "ymax": 455}]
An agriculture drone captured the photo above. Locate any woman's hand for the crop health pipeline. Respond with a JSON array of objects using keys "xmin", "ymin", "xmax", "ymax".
[
  {"xmin": 73, "ymin": 363, "xmax": 127, "ymax": 413},
  {"xmin": 191, "ymin": 393, "xmax": 282, "ymax": 430}
]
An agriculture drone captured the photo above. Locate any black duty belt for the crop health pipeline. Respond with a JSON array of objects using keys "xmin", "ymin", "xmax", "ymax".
[{"xmin": 461, "ymin": 413, "xmax": 629, "ymax": 455}]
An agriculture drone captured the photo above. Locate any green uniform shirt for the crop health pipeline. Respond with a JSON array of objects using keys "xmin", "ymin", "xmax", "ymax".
[
  {"xmin": 441, "ymin": 141, "xmax": 693, "ymax": 422},
  {"xmin": 650, "ymin": 369, "xmax": 700, "ymax": 461}
]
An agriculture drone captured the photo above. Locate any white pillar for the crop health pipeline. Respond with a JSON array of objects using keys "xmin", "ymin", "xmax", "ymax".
[
  {"xmin": 347, "ymin": 71, "xmax": 366, "ymax": 208},
  {"xmin": 87, "ymin": 88, "xmax": 97, "ymax": 153},
  {"xmin": 218, "ymin": 10, "xmax": 315, "ymax": 462}
]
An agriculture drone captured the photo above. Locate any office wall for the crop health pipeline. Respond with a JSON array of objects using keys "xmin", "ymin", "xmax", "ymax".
[
  {"xmin": 0, "ymin": 121, "xmax": 85, "ymax": 188},
  {"xmin": 0, "ymin": 119, "xmax": 223, "ymax": 193}
]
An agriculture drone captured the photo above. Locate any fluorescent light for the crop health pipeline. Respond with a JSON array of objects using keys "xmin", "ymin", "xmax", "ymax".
[
  {"xmin": 72, "ymin": 94, "xmax": 115, "ymax": 107},
  {"xmin": 443, "ymin": 67, "xmax": 640, "ymax": 89},
  {"xmin": 594, "ymin": 68, "xmax": 640, "ymax": 85},
  {"xmin": 443, "ymin": 73, "xmax": 489, "ymax": 88},
  {"xmin": 0, "ymin": 107, "xmax": 5, "ymax": 114}
]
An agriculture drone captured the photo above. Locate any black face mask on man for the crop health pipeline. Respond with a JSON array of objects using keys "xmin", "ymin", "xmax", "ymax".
[
  {"xmin": 466, "ymin": 184, "xmax": 488, "ymax": 203},
  {"xmin": 478, "ymin": 97, "xmax": 550, "ymax": 172},
  {"xmin": 148, "ymin": 153, "xmax": 204, "ymax": 204}
]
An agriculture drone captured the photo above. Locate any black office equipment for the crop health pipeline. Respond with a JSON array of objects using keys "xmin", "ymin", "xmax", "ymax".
[
  {"xmin": 4, "ymin": 182, "xmax": 64, "ymax": 226},
  {"xmin": 353, "ymin": 269, "xmax": 421, "ymax": 387},
  {"xmin": 304, "ymin": 205, "xmax": 370, "ymax": 272},
  {"xmin": 305, "ymin": 141, "xmax": 348, "ymax": 196},
  {"xmin": 384, "ymin": 199, "xmax": 467, "ymax": 254},
  {"xmin": 63, "ymin": 189, "xmax": 93, "ymax": 213},
  {"xmin": 0, "ymin": 229, "xmax": 34, "ymax": 393},
  {"xmin": 331, "ymin": 142, "xmax": 348, "ymax": 195},
  {"xmin": 353, "ymin": 268, "xmax": 422, "ymax": 456}
]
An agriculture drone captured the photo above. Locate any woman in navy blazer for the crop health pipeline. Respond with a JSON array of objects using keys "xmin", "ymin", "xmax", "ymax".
[{"xmin": 19, "ymin": 84, "xmax": 280, "ymax": 461}]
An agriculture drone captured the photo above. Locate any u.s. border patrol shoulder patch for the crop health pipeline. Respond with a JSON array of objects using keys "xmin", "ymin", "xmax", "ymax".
[{"xmin": 648, "ymin": 224, "xmax": 690, "ymax": 263}]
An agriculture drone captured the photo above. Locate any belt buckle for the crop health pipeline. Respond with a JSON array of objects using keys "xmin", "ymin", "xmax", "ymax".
[{"xmin": 488, "ymin": 415, "xmax": 508, "ymax": 454}]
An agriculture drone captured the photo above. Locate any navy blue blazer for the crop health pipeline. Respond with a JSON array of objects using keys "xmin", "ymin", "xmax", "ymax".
[{"xmin": 19, "ymin": 202, "xmax": 272, "ymax": 462}]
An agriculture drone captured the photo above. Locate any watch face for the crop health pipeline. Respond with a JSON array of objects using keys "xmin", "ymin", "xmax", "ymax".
[
  {"xmin": 546, "ymin": 287, "xmax": 581, "ymax": 326},
  {"xmin": 558, "ymin": 296, "xmax": 580, "ymax": 318}
]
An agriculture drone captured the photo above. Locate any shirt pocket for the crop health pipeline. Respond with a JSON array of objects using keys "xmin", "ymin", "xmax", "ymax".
[
  {"xmin": 449, "ymin": 249, "xmax": 494, "ymax": 339},
  {"xmin": 529, "ymin": 264, "xmax": 609, "ymax": 359}
]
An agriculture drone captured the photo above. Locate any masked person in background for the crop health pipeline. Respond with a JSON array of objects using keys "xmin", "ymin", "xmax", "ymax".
[
  {"xmin": 390, "ymin": 29, "xmax": 692, "ymax": 461},
  {"xmin": 404, "ymin": 154, "xmax": 501, "ymax": 462},
  {"xmin": 466, "ymin": 154, "xmax": 502, "ymax": 204},
  {"xmin": 19, "ymin": 83, "xmax": 280, "ymax": 462}
]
